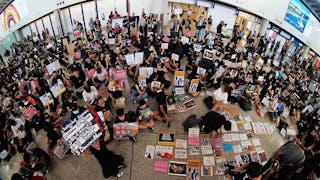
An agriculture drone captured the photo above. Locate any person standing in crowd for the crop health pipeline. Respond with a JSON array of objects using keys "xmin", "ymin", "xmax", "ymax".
[
  {"xmin": 195, "ymin": 16, "xmax": 205, "ymax": 42},
  {"xmin": 89, "ymin": 18, "xmax": 95, "ymax": 35},
  {"xmin": 207, "ymin": 15, "xmax": 213, "ymax": 32},
  {"xmin": 216, "ymin": 20, "xmax": 224, "ymax": 35},
  {"xmin": 139, "ymin": 14, "xmax": 147, "ymax": 37},
  {"xmin": 94, "ymin": 17, "xmax": 102, "ymax": 40},
  {"xmin": 85, "ymin": 136, "xmax": 126, "ymax": 178}
]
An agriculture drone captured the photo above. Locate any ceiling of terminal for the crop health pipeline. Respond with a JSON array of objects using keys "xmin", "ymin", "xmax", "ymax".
[
  {"xmin": 0, "ymin": 0, "xmax": 12, "ymax": 14},
  {"xmin": 0, "ymin": 0, "xmax": 319, "ymax": 21},
  {"xmin": 301, "ymin": 0, "xmax": 320, "ymax": 21}
]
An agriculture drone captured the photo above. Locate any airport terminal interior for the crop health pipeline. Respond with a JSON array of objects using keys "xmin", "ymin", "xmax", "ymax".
[{"xmin": 0, "ymin": 0, "xmax": 320, "ymax": 179}]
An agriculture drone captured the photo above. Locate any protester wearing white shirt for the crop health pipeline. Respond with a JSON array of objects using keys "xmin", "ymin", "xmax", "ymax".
[
  {"xmin": 212, "ymin": 84, "xmax": 230, "ymax": 111},
  {"xmin": 82, "ymin": 85, "xmax": 98, "ymax": 104}
]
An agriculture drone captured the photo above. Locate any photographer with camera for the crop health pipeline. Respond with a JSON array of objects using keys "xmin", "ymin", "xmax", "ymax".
[{"xmin": 226, "ymin": 162, "xmax": 263, "ymax": 180}]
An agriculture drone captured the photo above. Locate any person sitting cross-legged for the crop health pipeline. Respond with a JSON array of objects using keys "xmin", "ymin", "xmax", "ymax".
[{"xmin": 136, "ymin": 100, "xmax": 164, "ymax": 132}]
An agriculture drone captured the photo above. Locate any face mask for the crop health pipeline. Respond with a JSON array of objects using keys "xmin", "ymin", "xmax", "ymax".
[{"xmin": 73, "ymin": 110, "xmax": 79, "ymax": 114}]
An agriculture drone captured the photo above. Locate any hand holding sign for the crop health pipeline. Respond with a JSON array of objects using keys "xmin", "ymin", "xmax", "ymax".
[{"xmin": 161, "ymin": 43, "xmax": 168, "ymax": 49}]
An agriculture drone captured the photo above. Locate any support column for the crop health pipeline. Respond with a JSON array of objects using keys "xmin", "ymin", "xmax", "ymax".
[
  {"xmin": 95, "ymin": 0, "xmax": 98, "ymax": 18},
  {"xmin": 259, "ymin": 19, "xmax": 269, "ymax": 37},
  {"xmin": 53, "ymin": 10, "xmax": 64, "ymax": 37},
  {"xmin": 14, "ymin": 30, "xmax": 23, "ymax": 41}
]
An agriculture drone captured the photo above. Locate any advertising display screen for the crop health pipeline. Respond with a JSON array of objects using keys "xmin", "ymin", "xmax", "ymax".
[
  {"xmin": 2, "ymin": 0, "xmax": 29, "ymax": 30},
  {"xmin": 284, "ymin": 0, "xmax": 310, "ymax": 33}
]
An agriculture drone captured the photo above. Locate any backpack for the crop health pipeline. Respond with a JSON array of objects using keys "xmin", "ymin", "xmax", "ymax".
[
  {"xmin": 183, "ymin": 114, "xmax": 199, "ymax": 132},
  {"xmin": 203, "ymin": 96, "xmax": 213, "ymax": 110},
  {"xmin": 238, "ymin": 98, "xmax": 252, "ymax": 111}
]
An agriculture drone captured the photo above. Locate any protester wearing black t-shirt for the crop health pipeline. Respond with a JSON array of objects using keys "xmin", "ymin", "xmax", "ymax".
[{"xmin": 199, "ymin": 111, "xmax": 231, "ymax": 138}]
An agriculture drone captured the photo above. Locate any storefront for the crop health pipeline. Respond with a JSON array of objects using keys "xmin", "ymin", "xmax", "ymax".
[
  {"xmin": 235, "ymin": 11, "xmax": 262, "ymax": 47},
  {"xmin": 168, "ymin": 1, "xmax": 209, "ymax": 34}
]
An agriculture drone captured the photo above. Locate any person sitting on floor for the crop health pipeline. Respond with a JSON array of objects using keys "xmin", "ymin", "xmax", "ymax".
[
  {"xmin": 130, "ymin": 80, "xmax": 148, "ymax": 103},
  {"xmin": 212, "ymin": 83, "xmax": 230, "ymax": 112},
  {"xmin": 136, "ymin": 100, "xmax": 156, "ymax": 132}
]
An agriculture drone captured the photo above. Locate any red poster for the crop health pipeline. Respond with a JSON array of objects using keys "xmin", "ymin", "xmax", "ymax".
[
  {"xmin": 73, "ymin": 30, "xmax": 81, "ymax": 39},
  {"xmin": 74, "ymin": 52, "xmax": 81, "ymax": 59},
  {"xmin": 113, "ymin": 69, "xmax": 127, "ymax": 80},
  {"xmin": 22, "ymin": 105, "xmax": 37, "ymax": 121},
  {"xmin": 85, "ymin": 69, "xmax": 96, "ymax": 79},
  {"xmin": 315, "ymin": 59, "xmax": 320, "ymax": 69}
]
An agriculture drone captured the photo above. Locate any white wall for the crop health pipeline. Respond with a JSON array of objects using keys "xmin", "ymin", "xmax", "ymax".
[
  {"xmin": 207, "ymin": 3, "xmax": 237, "ymax": 35},
  {"xmin": 129, "ymin": 0, "xmax": 168, "ymax": 16}
]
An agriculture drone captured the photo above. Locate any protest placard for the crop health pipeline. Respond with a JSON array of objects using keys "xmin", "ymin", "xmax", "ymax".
[
  {"xmin": 62, "ymin": 110, "xmax": 102, "ymax": 156},
  {"xmin": 39, "ymin": 93, "xmax": 54, "ymax": 106},
  {"xmin": 113, "ymin": 122, "xmax": 139, "ymax": 138},
  {"xmin": 113, "ymin": 69, "xmax": 127, "ymax": 80},
  {"xmin": 174, "ymin": 71, "xmax": 185, "ymax": 86},
  {"xmin": 46, "ymin": 60, "xmax": 62, "ymax": 75},
  {"xmin": 203, "ymin": 49, "xmax": 214, "ymax": 60},
  {"xmin": 189, "ymin": 79, "xmax": 200, "ymax": 93},
  {"xmin": 134, "ymin": 52, "xmax": 144, "ymax": 64},
  {"xmin": 171, "ymin": 53, "xmax": 179, "ymax": 62},
  {"xmin": 181, "ymin": 36, "xmax": 189, "ymax": 44},
  {"xmin": 193, "ymin": 44, "xmax": 202, "ymax": 52},
  {"xmin": 50, "ymin": 80, "xmax": 66, "ymax": 98},
  {"xmin": 139, "ymin": 67, "xmax": 154, "ymax": 78},
  {"xmin": 161, "ymin": 43, "xmax": 168, "ymax": 49},
  {"xmin": 138, "ymin": 76, "xmax": 147, "ymax": 87},
  {"xmin": 125, "ymin": 54, "xmax": 135, "ymax": 65}
]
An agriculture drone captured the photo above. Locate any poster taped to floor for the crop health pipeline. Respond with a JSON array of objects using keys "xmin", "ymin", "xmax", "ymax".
[{"xmin": 158, "ymin": 131, "xmax": 175, "ymax": 146}]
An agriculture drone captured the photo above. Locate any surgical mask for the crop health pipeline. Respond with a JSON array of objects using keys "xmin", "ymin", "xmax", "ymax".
[{"xmin": 73, "ymin": 110, "xmax": 79, "ymax": 114}]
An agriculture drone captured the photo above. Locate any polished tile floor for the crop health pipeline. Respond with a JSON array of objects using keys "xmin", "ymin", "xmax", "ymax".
[{"xmin": 0, "ymin": 86, "xmax": 285, "ymax": 180}]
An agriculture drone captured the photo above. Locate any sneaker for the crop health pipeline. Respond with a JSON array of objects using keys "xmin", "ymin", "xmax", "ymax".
[
  {"xmin": 167, "ymin": 122, "xmax": 171, "ymax": 128},
  {"xmin": 117, "ymin": 170, "xmax": 124, "ymax": 178},
  {"xmin": 133, "ymin": 100, "xmax": 137, "ymax": 104},
  {"xmin": 144, "ymin": 98, "xmax": 148, "ymax": 102},
  {"xmin": 118, "ymin": 164, "xmax": 126, "ymax": 169},
  {"xmin": 148, "ymin": 126, "xmax": 155, "ymax": 132}
]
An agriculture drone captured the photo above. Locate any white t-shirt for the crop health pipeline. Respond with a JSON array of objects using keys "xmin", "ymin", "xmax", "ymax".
[
  {"xmin": 213, "ymin": 88, "xmax": 228, "ymax": 104},
  {"xmin": 82, "ymin": 86, "xmax": 98, "ymax": 103}
]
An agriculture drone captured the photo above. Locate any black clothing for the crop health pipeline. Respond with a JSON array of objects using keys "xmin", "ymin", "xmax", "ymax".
[
  {"xmin": 90, "ymin": 141, "xmax": 124, "ymax": 178},
  {"xmin": 70, "ymin": 73, "xmax": 85, "ymax": 89},
  {"xmin": 200, "ymin": 111, "xmax": 226, "ymax": 134}
]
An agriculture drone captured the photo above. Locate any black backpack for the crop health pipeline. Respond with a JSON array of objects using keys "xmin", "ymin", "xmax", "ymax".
[
  {"xmin": 238, "ymin": 98, "xmax": 252, "ymax": 111},
  {"xmin": 183, "ymin": 114, "xmax": 200, "ymax": 132}
]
